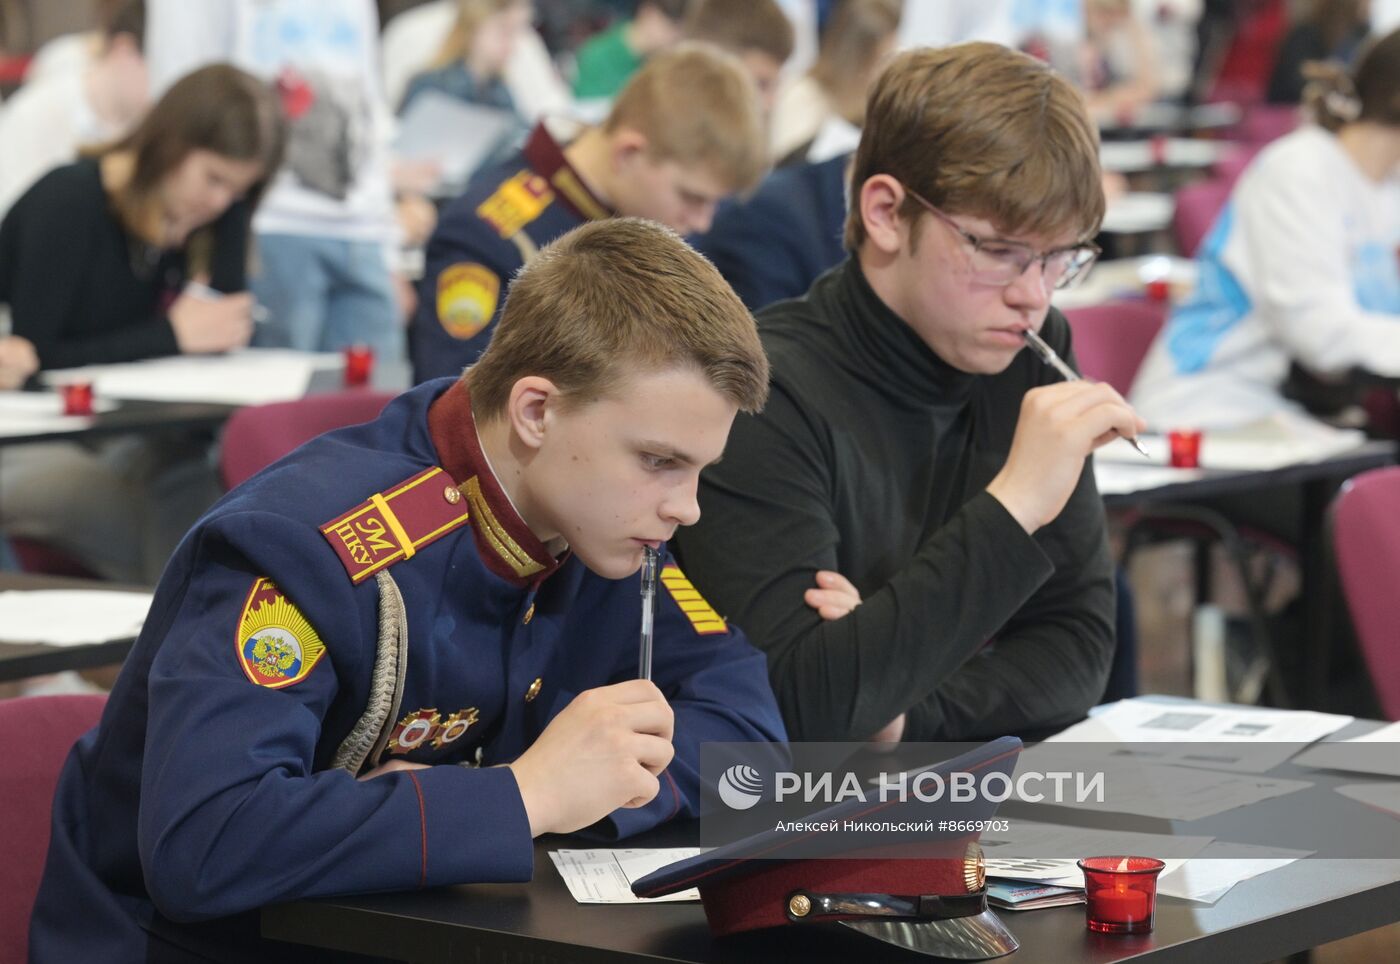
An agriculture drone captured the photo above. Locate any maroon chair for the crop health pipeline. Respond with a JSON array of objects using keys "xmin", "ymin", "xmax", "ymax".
[
  {"xmin": 1238, "ymin": 103, "xmax": 1299, "ymax": 146},
  {"xmin": 1068, "ymin": 300, "xmax": 1294, "ymax": 704},
  {"xmin": 0, "ymin": 694, "xmax": 106, "ymax": 964},
  {"xmin": 1063, "ymin": 300, "xmax": 1168, "ymax": 397},
  {"xmin": 219, "ymin": 390, "xmax": 397, "ymax": 489},
  {"xmin": 1172, "ymin": 178, "xmax": 1234, "ymax": 257},
  {"xmin": 1331, "ymin": 467, "xmax": 1400, "ymax": 720}
]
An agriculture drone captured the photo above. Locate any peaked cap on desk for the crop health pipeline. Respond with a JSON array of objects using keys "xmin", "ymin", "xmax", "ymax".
[{"xmin": 632, "ymin": 736, "xmax": 1023, "ymax": 960}]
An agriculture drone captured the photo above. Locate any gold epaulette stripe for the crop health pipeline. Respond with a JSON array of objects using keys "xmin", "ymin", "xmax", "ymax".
[
  {"xmin": 463, "ymin": 475, "xmax": 545, "ymax": 578},
  {"xmin": 660, "ymin": 564, "xmax": 727, "ymax": 635},
  {"xmin": 551, "ymin": 169, "xmax": 609, "ymax": 221}
]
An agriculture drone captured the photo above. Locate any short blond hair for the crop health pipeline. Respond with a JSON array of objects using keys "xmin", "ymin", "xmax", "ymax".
[
  {"xmin": 685, "ymin": 0, "xmax": 795, "ymax": 65},
  {"xmin": 430, "ymin": 0, "xmax": 529, "ymax": 69},
  {"xmin": 604, "ymin": 43, "xmax": 767, "ymax": 193},
  {"xmin": 466, "ymin": 218, "xmax": 769, "ymax": 418},
  {"xmin": 845, "ymin": 43, "xmax": 1104, "ymax": 250}
]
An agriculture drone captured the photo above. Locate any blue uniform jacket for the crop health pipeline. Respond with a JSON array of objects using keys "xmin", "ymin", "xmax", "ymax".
[
  {"xmin": 409, "ymin": 123, "xmax": 611, "ymax": 383},
  {"xmin": 29, "ymin": 378, "xmax": 785, "ymax": 961},
  {"xmin": 694, "ymin": 153, "xmax": 849, "ymax": 312}
]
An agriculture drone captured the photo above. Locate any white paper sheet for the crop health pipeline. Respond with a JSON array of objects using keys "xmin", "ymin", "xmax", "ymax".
[
  {"xmin": 0, "ymin": 391, "xmax": 118, "ymax": 437},
  {"xmin": 1094, "ymin": 460, "xmax": 1204, "ymax": 496},
  {"xmin": 393, "ymin": 91, "xmax": 518, "ymax": 193},
  {"xmin": 1100, "ymin": 192, "xmax": 1174, "ymax": 234},
  {"xmin": 1155, "ymin": 842, "xmax": 1310, "ymax": 903},
  {"xmin": 1053, "ymin": 254, "xmax": 1196, "ymax": 310},
  {"xmin": 1294, "ymin": 722, "xmax": 1400, "ymax": 777},
  {"xmin": 1094, "ymin": 413, "xmax": 1367, "ymax": 470},
  {"xmin": 1045, "ymin": 698, "xmax": 1354, "ymax": 773},
  {"xmin": 982, "ymin": 820, "xmax": 1207, "ymax": 887},
  {"xmin": 549, "ymin": 848, "xmax": 706, "ymax": 904},
  {"xmin": 0, "ymin": 590, "xmax": 152, "ymax": 645},
  {"xmin": 43, "ymin": 349, "xmax": 342, "ymax": 406},
  {"xmin": 1334, "ymin": 783, "xmax": 1400, "ymax": 818},
  {"xmin": 1099, "ymin": 138, "xmax": 1231, "ymax": 173}
]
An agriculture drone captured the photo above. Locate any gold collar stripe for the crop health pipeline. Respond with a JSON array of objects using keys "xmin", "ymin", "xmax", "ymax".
[{"xmin": 463, "ymin": 476, "xmax": 546, "ymax": 578}]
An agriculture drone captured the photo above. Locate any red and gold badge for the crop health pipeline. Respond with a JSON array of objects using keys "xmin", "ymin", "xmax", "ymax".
[
  {"xmin": 436, "ymin": 263, "xmax": 500, "ymax": 341},
  {"xmin": 388, "ymin": 709, "xmax": 442, "ymax": 754}
]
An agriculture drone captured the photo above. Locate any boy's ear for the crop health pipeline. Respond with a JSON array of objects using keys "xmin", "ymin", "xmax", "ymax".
[
  {"xmin": 859, "ymin": 174, "xmax": 910, "ymax": 256},
  {"xmin": 610, "ymin": 127, "xmax": 650, "ymax": 168},
  {"xmin": 506, "ymin": 376, "xmax": 561, "ymax": 450}
]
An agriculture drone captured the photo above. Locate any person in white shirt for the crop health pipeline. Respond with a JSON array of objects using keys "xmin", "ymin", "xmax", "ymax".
[
  {"xmin": 1133, "ymin": 27, "xmax": 1400, "ymax": 431},
  {"xmin": 145, "ymin": 0, "xmax": 405, "ymax": 358},
  {"xmin": 0, "ymin": 1, "xmax": 148, "ymax": 219}
]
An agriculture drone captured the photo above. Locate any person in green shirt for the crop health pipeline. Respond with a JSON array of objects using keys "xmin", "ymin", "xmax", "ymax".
[{"xmin": 573, "ymin": 0, "xmax": 692, "ymax": 99}]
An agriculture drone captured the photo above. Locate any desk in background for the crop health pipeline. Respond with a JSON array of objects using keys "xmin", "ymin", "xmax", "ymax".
[{"xmin": 0, "ymin": 572, "xmax": 148, "ymax": 681}]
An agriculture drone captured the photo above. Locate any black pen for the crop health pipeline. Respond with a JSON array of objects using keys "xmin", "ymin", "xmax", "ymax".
[
  {"xmin": 1022, "ymin": 328, "xmax": 1151, "ymax": 459},
  {"xmin": 638, "ymin": 546, "xmax": 658, "ymax": 680}
]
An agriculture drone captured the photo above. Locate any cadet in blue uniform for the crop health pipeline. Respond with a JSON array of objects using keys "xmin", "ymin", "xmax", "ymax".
[
  {"xmin": 30, "ymin": 218, "xmax": 784, "ymax": 962},
  {"xmin": 409, "ymin": 43, "xmax": 768, "ymax": 383}
]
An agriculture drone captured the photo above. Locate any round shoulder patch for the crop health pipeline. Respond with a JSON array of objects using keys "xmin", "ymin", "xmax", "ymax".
[
  {"xmin": 436, "ymin": 262, "xmax": 501, "ymax": 341},
  {"xmin": 236, "ymin": 577, "xmax": 327, "ymax": 688}
]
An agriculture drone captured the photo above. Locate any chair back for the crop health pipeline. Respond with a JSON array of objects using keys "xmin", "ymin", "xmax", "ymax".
[
  {"xmin": 0, "ymin": 694, "xmax": 107, "ymax": 964},
  {"xmin": 1173, "ymin": 178, "xmax": 1233, "ymax": 257},
  {"xmin": 1063, "ymin": 300, "xmax": 1168, "ymax": 397},
  {"xmin": 1332, "ymin": 466, "xmax": 1400, "ymax": 720},
  {"xmin": 219, "ymin": 390, "xmax": 396, "ymax": 489}
]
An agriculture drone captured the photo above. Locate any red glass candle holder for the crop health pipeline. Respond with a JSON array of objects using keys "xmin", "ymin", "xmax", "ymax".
[
  {"xmin": 60, "ymin": 381, "xmax": 94, "ymax": 416},
  {"xmin": 1078, "ymin": 856, "xmax": 1165, "ymax": 934},
  {"xmin": 343, "ymin": 344, "xmax": 374, "ymax": 388},
  {"xmin": 1167, "ymin": 429, "xmax": 1202, "ymax": 468},
  {"xmin": 1144, "ymin": 278, "xmax": 1171, "ymax": 302}
]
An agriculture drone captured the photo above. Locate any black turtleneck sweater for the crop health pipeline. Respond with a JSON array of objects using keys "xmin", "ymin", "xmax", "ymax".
[{"xmin": 674, "ymin": 259, "xmax": 1115, "ymax": 742}]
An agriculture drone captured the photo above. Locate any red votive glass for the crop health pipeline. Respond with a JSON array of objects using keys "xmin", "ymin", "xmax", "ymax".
[
  {"xmin": 1144, "ymin": 278, "xmax": 1171, "ymax": 302},
  {"xmin": 1167, "ymin": 429, "xmax": 1202, "ymax": 468},
  {"xmin": 343, "ymin": 344, "xmax": 374, "ymax": 387},
  {"xmin": 61, "ymin": 381, "xmax": 94, "ymax": 416},
  {"xmin": 1079, "ymin": 856, "xmax": 1165, "ymax": 934}
]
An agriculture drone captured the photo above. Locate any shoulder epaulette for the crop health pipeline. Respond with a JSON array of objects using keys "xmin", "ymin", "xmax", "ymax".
[
  {"xmin": 476, "ymin": 169, "xmax": 554, "ymax": 239},
  {"xmin": 320, "ymin": 468, "xmax": 471, "ymax": 584}
]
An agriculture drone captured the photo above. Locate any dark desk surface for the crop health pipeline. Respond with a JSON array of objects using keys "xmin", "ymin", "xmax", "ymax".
[
  {"xmin": 0, "ymin": 397, "xmax": 235, "ymax": 449},
  {"xmin": 262, "ymin": 720, "xmax": 1400, "ymax": 964},
  {"xmin": 0, "ymin": 572, "xmax": 148, "ymax": 681}
]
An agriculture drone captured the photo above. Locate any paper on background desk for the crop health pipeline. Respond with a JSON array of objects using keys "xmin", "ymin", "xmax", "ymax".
[
  {"xmin": 983, "ymin": 821, "xmax": 1304, "ymax": 903},
  {"xmin": 1334, "ymin": 783, "xmax": 1400, "ymax": 819},
  {"xmin": 44, "ymin": 349, "xmax": 342, "ymax": 406},
  {"xmin": 1095, "ymin": 414, "xmax": 1367, "ymax": 471},
  {"xmin": 0, "ymin": 391, "xmax": 118, "ymax": 436},
  {"xmin": 1294, "ymin": 722, "xmax": 1400, "ymax": 777},
  {"xmin": 1046, "ymin": 698, "xmax": 1353, "ymax": 773},
  {"xmin": 550, "ymin": 848, "xmax": 705, "ymax": 904},
  {"xmin": 0, "ymin": 590, "xmax": 152, "ymax": 645},
  {"xmin": 1094, "ymin": 460, "xmax": 1204, "ymax": 496}
]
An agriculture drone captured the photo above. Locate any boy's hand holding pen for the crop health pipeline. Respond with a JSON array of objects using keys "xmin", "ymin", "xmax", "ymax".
[{"xmin": 983, "ymin": 327, "xmax": 1148, "ymax": 535}]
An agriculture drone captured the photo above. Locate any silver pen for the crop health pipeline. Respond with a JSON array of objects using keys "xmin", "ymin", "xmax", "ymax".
[
  {"xmin": 1022, "ymin": 328, "xmax": 1151, "ymax": 459},
  {"xmin": 638, "ymin": 546, "xmax": 659, "ymax": 680}
]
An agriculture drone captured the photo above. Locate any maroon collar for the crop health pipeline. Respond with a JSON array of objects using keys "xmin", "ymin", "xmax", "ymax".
[
  {"xmin": 428, "ymin": 381, "xmax": 562, "ymax": 587},
  {"xmin": 522, "ymin": 122, "xmax": 612, "ymax": 223}
]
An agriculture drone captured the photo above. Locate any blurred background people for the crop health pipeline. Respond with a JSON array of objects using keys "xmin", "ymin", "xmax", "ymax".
[
  {"xmin": 572, "ymin": 0, "xmax": 691, "ymax": 99},
  {"xmin": 1268, "ymin": 0, "xmax": 1372, "ymax": 103},
  {"xmin": 0, "ymin": 63, "xmax": 286, "ymax": 584}
]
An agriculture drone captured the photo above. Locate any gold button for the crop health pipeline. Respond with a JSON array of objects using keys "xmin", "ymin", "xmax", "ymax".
[
  {"xmin": 524, "ymin": 677, "xmax": 542, "ymax": 702},
  {"xmin": 788, "ymin": 894, "xmax": 811, "ymax": 918},
  {"xmin": 523, "ymin": 603, "xmax": 535, "ymax": 625},
  {"xmin": 444, "ymin": 485, "xmax": 462, "ymax": 505}
]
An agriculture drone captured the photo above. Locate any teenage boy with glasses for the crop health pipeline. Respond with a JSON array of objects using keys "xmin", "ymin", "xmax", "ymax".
[{"xmin": 674, "ymin": 42, "xmax": 1146, "ymax": 744}]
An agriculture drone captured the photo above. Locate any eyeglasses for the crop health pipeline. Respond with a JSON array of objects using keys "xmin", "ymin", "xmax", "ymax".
[{"xmin": 903, "ymin": 187, "xmax": 1100, "ymax": 291}]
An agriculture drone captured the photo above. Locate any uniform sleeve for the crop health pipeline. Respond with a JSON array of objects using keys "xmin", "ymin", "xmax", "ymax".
[
  {"xmin": 675, "ymin": 325, "xmax": 1113, "ymax": 743},
  {"xmin": 409, "ymin": 198, "xmax": 515, "ymax": 383},
  {"xmin": 1235, "ymin": 146, "xmax": 1400, "ymax": 376},
  {"xmin": 602, "ymin": 552, "xmax": 788, "ymax": 839},
  {"xmin": 137, "ymin": 520, "xmax": 534, "ymax": 922}
]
